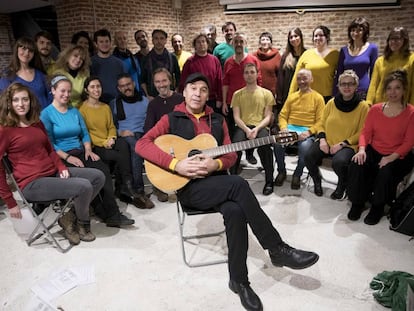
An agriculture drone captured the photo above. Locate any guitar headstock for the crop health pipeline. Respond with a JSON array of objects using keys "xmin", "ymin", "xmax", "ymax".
[{"xmin": 275, "ymin": 131, "xmax": 298, "ymax": 145}]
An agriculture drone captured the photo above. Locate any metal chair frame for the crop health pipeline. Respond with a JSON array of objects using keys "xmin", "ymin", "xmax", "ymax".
[
  {"xmin": 176, "ymin": 199, "xmax": 228, "ymax": 268},
  {"xmin": 2, "ymin": 156, "xmax": 74, "ymax": 253}
]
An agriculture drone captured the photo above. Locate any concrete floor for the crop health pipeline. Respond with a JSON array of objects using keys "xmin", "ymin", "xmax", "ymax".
[{"xmin": 1, "ymin": 156, "xmax": 413, "ymax": 311}]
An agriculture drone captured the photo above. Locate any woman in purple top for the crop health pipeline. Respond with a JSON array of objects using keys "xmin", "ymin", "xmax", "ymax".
[
  {"xmin": 0, "ymin": 37, "xmax": 51, "ymax": 109},
  {"xmin": 334, "ymin": 18, "xmax": 378, "ymax": 99}
]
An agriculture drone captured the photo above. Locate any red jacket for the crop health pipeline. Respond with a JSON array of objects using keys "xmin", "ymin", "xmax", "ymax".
[{"xmin": 136, "ymin": 102, "xmax": 237, "ymax": 170}]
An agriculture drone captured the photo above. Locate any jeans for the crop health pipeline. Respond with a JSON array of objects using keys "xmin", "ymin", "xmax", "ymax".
[
  {"xmin": 178, "ymin": 175, "xmax": 283, "ymax": 283},
  {"xmin": 274, "ymin": 136, "xmax": 314, "ymax": 177},
  {"xmin": 120, "ymin": 133, "xmax": 144, "ymax": 192},
  {"xmin": 22, "ymin": 167, "xmax": 105, "ymax": 222}
]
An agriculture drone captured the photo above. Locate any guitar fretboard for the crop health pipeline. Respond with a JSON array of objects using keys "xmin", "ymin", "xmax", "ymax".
[{"xmin": 202, "ymin": 133, "xmax": 296, "ymax": 158}]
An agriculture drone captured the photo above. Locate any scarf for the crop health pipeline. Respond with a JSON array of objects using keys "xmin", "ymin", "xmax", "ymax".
[
  {"xmin": 116, "ymin": 90, "xmax": 143, "ymax": 121},
  {"xmin": 334, "ymin": 93, "xmax": 361, "ymax": 113}
]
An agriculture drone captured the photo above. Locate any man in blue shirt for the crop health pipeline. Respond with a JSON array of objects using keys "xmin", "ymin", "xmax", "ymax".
[{"xmin": 110, "ymin": 73, "xmax": 154, "ymax": 209}]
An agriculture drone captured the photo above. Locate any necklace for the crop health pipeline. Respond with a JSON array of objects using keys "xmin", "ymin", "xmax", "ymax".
[{"xmin": 383, "ymin": 102, "xmax": 404, "ymax": 117}]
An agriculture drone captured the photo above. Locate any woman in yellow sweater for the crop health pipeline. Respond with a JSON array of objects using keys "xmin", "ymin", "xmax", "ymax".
[
  {"xmin": 51, "ymin": 45, "xmax": 90, "ymax": 108},
  {"xmin": 304, "ymin": 70, "xmax": 369, "ymax": 198},
  {"xmin": 367, "ymin": 27, "xmax": 413, "ymax": 105},
  {"xmin": 79, "ymin": 76, "xmax": 147, "ymax": 207},
  {"xmin": 289, "ymin": 25, "xmax": 339, "ymax": 103}
]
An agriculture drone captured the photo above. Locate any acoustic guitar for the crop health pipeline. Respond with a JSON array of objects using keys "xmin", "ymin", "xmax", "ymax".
[{"xmin": 145, "ymin": 131, "xmax": 298, "ymax": 193}]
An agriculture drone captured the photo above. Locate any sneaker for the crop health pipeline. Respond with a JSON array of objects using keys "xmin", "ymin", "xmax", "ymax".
[
  {"xmin": 131, "ymin": 193, "xmax": 155, "ymax": 209},
  {"xmin": 105, "ymin": 213, "xmax": 135, "ymax": 227},
  {"xmin": 274, "ymin": 172, "xmax": 287, "ymax": 186},
  {"xmin": 291, "ymin": 176, "xmax": 301, "ymax": 190},
  {"xmin": 269, "ymin": 242, "xmax": 319, "ymax": 269}
]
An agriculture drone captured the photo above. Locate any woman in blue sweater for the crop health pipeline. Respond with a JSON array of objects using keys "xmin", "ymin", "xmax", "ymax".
[
  {"xmin": 334, "ymin": 18, "xmax": 378, "ymax": 99},
  {"xmin": 41, "ymin": 75, "xmax": 135, "ymax": 228}
]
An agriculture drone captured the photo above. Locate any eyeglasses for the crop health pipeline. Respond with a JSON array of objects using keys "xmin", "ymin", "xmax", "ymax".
[{"xmin": 339, "ymin": 82, "xmax": 356, "ymax": 88}]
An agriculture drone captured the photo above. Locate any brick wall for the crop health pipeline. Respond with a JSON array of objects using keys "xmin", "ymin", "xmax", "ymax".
[
  {"xmin": 0, "ymin": 14, "xmax": 12, "ymax": 70},
  {"xmin": 0, "ymin": 0, "xmax": 413, "ymax": 68}
]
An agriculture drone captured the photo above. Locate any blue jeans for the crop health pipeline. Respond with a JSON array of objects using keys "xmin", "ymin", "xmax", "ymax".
[
  {"xmin": 274, "ymin": 136, "xmax": 314, "ymax": 177},
  {"xmin": 120, "ymin": 133, "xmax": 144, "ymax": 192}
]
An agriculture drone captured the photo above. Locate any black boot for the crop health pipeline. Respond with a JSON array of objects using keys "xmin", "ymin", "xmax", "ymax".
[
  {"xmin": 364, "ymin": 204, "xmax": 384, "ymax": 225},
  {"xmin": 312, "ymin": 175, "xmax": 323, "ymax": 197}
]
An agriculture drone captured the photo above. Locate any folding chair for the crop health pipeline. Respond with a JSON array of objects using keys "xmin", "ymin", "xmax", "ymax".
[
  {"xmin": 176, "ymin": 198, "xmax": 228, "ymax": 268},
  {"xmin": 2, "ymin": 156, "xmax": 74, "ymax": 253}
]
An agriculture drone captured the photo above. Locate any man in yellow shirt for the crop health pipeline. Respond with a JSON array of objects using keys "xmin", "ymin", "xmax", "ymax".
[
  {"xmin": 171, "ymin": 34, "xmax": 192, "ymax": 72},
  {"xmin": 274, "ymin": 69, "xmax": 325, "ymax": 190},
  {"xmin": 231, "ymin": 63, "xmax": 275, "ymax": 195}
]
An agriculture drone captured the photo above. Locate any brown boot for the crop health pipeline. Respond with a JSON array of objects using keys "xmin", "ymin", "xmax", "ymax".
[
  {"xmin": 77, "ymin": 221, "xmax": 96, "ymax": 242},
  {"xmin": 58, "ymin": 208, "xmax": 80, "ymax": 245}
]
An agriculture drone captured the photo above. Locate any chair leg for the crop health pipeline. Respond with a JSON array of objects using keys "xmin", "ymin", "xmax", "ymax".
[
  {"xmin": 26, "ymin": 200, "xmax": 74, "ymax": 253},
  {"xmin": 176, "ymin": 201, "xmax": 228, "ymax": 268}
]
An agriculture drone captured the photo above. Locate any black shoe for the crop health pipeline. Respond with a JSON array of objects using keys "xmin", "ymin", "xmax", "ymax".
[
  {"xmin": 246, "ymin": 154, "xmax": 257, "ymax": 165},
  {"xmin": 105, "ymin": 213, "xmax": 135, "ymax": 227},
  {"xmin": 262, "ymin": 182, "xmax": 273, "ymax": 196},
  {"xmin": 330, "ymin": 186, "xmax": 346, "ymax": 200},
  {"xmin": 313, "ymin": 177, "xmax": 323, "ymax": 197},
  {"xmin": 364, "ymin": 205, "xmax": 384, "ymax": 225},
  {"xmin": 269, "ymin": 242, "xmax": 319, "ymax": 269},
  {"xmin": 229, "ymin": 280, "xmax": 263, "ymax": 311},
  {"xmin": 274, "ymin": 171, "xmax": 287, "ymax": 186},
  {"xmin": 347, "ymin": 203, "xmax": 363, "ymax": 221},
  {"xmin": 291, "ymin": 175, "xmax": 301, "ymax": 190}
]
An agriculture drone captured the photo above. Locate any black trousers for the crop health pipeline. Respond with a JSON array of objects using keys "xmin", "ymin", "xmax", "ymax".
[
  {"xmin": 305, "ymin": 140, "xmax": 355, "ymax": 187},
  {"xmin": 347, "ymin": 145, "xmax": 414, "ymax": 206},
  {"xmin": 178, "ymin": 175, "xmax": 283, "ymax": 283},
  {"xmin": 93, "ymin": 139, "xmax": 133, "ymax": 189},
  {"xmin": 231, "ymin": 127, "xmax": 274, "ymax": 183},
  {"xmin": 65, "ymin": 152, "xmax": 120, "ymax": 219}
]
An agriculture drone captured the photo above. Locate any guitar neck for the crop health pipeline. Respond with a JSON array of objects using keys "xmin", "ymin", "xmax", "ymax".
[{"xmin": 203, "ymin": 134, "xmax": 287, "ymax": 158}]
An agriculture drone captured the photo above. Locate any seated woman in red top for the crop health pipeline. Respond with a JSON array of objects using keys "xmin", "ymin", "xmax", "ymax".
[
  {"xmin": 0, "ymin": 83, "xmax": 105, "ymax": 245},
  {"xmin": 347, "ymin": 70, "xmax": 414, "ymax": 225}
]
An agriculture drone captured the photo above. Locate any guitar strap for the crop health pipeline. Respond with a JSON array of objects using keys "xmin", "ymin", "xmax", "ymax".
[{"xmin": 168, "ymin": 111, "xmax": 224, "ymax": 145}]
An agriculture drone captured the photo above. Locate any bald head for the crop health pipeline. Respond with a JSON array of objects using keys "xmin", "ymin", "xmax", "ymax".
[
  {"xmin": 115, "ymin": 31, "xmax": 128, "ymax": 51},
  {"xmin": 296, "ymin": 69, "xmax": 313, "ymax": 92}
]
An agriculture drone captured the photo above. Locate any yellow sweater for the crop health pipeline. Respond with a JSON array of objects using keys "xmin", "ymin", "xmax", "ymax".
[
  {"xmin": 78, "ymin": 102, "xmax": 117, "ymax": 147},
  {"xmin": 279, "ymin": 90, "xmax": 325, "ymax": 134},
  {"xmin": 366, "ymin": 52, "xmax": 413, "ymax": 105},
  {"xmin": 289, "ymin": 48, "xmax": 339, "ymax": 97},
  {"xmin": 319, "ymin": 98, "xmax": 369, "ymax": 151}
]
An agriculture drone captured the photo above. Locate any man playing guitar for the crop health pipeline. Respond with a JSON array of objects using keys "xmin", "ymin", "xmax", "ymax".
[{"xmin": 135, "ymin": 72, "xmax": 319, "ymax": 311}]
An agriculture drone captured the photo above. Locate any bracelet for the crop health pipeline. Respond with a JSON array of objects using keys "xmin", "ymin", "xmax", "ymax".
[{"xmin": 64, "ymin": 154, "xmax": 71, "ymax": 161}]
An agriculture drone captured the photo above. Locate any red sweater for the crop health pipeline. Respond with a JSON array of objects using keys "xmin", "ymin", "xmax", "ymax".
[
  {"xmin": 135, "ymin": 102, "xmax": 237, "ymax": 170},
  {"xmin": 179, "ymin": 53, "xmax": 223, "ymax": 102},
  {"xmin": 253, "ymin": 48, "xmax": 281, "ymax": 96},
  {"xmin": 223, "ymin": 54, "xmax": 262, "ymax": 103},
  {"xmin": 0, "ymin": 122, "xmax": 67, "ymax": 208},
  {"xmin": 359, "ymin": 103, "xmax": 414, "ymax": 157}
]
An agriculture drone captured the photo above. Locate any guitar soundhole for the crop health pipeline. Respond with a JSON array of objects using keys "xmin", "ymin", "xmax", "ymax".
[{"xmin": 188, "ymin": 149, "xmax": 202, "ymax": 157}]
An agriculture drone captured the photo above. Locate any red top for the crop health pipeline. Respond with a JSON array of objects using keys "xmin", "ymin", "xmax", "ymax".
[
  {"xmin": 223, "ymin": 54, "xmax": 262, "ymax": 103},
  {"xmin": 179, "ymin": 53, "xmax": 223, "ymax": 102},
  {"xmin": 135, "ymin": 102, "xmax": 237, "ymax": 170},
  {"xmin": 253, "ymin": 47, "xmax": 281, "ymax": 96},
  {"xmin": 359, "ymin": 103, "xmax": 414, "ymax": 158},
  {"xmin": 0, "ymin": 122, "xmax": 67, "ymax": 208}
]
